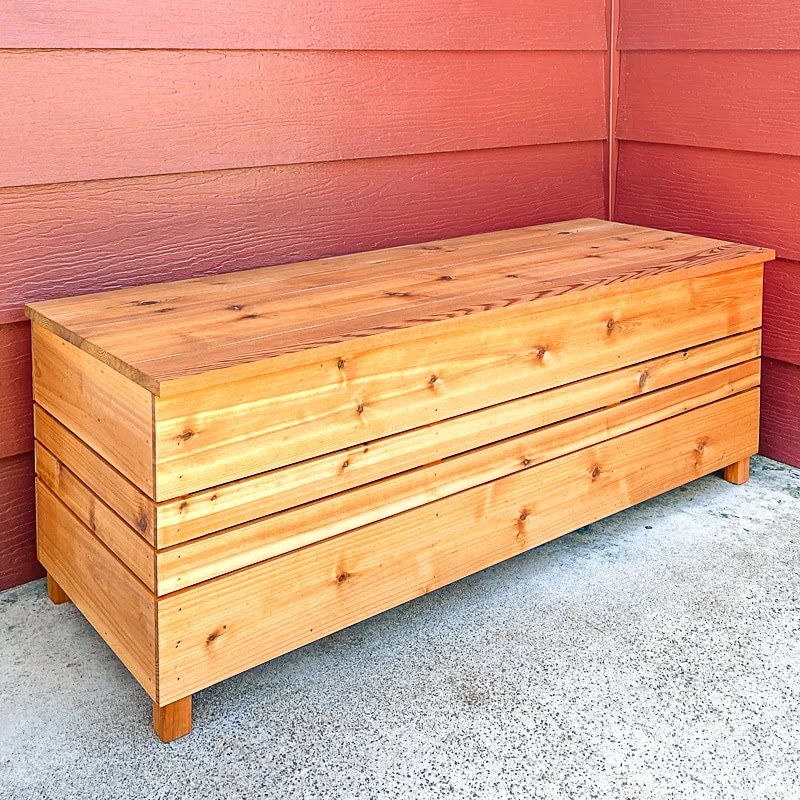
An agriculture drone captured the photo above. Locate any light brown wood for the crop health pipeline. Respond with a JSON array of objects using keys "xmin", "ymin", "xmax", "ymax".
[
  {"xmin": 154, "ymin": 360, "xmax": 760, "ymax": 593},
  {"xmin": 32, "ymin": 326, "xmax": 155, "ymax": 496},
  {"xmin": 723, "ymin": 458, "xmax": 751, "ymax": 485},
  {"xmin": 154, "ymin": 331, "xmax": 762, "ymax": 546},
  {"xmin": 156, "ymin": 390, "xmax": 759, "ymax": 703},
  {"xmin": 36, "ymin": 481, "xmax": 157, "ymax": 699},
  {"xmin": 46, "ymin": 573, "xmax": 69, "ymax": 605},
  {"xmin": 153, "ymin": 696, "xmax": 192, "ymax": 743},
  {"xmin": 34, "ymin": 406, "xmax": 155, "ymax": 544},
  {"xmin": 153, "ymin": 265, "xmax": 763, "ymax": 498},
  {"xmin": 35, "ymin": 444, "xmax": 156, "ymax": 591},
  {"xmin": 25, "ymin": 219, "xmax": 772, "ymax": 392}
]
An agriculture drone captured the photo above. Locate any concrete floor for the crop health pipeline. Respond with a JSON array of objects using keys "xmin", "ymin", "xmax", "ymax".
[{"xmin": 1, "ymin": 456, "xmax": 799, "ymax": 800}]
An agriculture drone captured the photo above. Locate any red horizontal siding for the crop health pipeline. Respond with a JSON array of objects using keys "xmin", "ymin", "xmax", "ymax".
[
  {"xmin": 764, "ymin": 260, "xmax": 800, "ymax": 367},
  {"xmin": 0, "ymin": 453, "xmax": 40, "ymax": 592},
  {"xmin": 0, "ymin": 141, "xmax": 605, "ymax": 324},
  {"xmin": 618, "ymin": 52, "xmax": 800, "ymax": 156},
  {"xmin": 614, "ymin": 142, "xmax": 800, "ymax": 261},
  {"xmin": 0, "ymin": 323, "xmax": 32, "ymax": 459},
  {"xmin": 1, "ymin": 50, "xmax": 606, "ymax": 187},
  {"xmin": 0, "ymin": 0, "xmax": 607, "ymax": 51},
  {"xmin": 760, "ymin": 359, "xmax": 800, "ymax": 469},
  {"xmin": 619, "ymin": 0, "xmax": 800, "ymax": 50}
]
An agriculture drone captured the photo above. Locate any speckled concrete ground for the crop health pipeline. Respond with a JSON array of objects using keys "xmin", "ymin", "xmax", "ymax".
[{"xmin": 1, "ymin": 456, "xmax": 799, "ymax": 800}]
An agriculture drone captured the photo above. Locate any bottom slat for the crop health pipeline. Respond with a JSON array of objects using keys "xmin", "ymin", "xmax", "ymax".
[{"xmin": 156, "ymin": 389, "xmax": 759, "ymax": 704}]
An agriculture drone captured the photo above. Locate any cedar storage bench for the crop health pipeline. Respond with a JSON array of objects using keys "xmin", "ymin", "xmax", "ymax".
[{"xmin": 26, "ymin": 218, "xmax": 773, "ymax": 742}]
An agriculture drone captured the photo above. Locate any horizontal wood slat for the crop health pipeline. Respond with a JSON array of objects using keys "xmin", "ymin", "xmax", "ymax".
[
  {"xmin": 0, "ymin": 322, "xmax": 32, "ymax": 459},
  {"xmin": 156, "ymin": 391, "xmax": 760, "ymax": 703},
  {"xmin": 155, "ymin": 361, "xmax": 761, "ymax": 594},
  {"xmin": 151, "ymin": 264, "xmax": 763, "ymax": 498},
  {"xmin": 619, "ymin": 0, "xmax": 800, "ymax": 50},
  {"xmin": 618, "ymin": 52, "xmax": 800, "ymax": 157},
  {"xmin": 0, "ymin": 0, "xmax": 607, "ymax": 50},
  {"xmin": 615, "ymin": 142, "xmax": 800, "ymax": 262},
  {"xmin": 32, "ymin": 326, "xmax": 155, "ymax": 496},
  {"xmin": 760, "ymin": 358, "xmax": 800, "ymax": 469},
  {"xmin": 0, "ymin": 453, "xmax": 40, "ymax": 592},
  {"xmin": 763, "ymin": 260, "xmax": 800, "ymax": 367},
  {"xmin": 1, "ymin": 50, "xmax": 606, "ymax": 187},
  {"xmin": 154, "ymin": 333, "xmax": 763, "ymax": 547},
  {"xmin": 36, "ymin": 482, "xmax": 157, "ymax": 700},
  {"xmin": 0, "ymin": 142, "xmax": 606, "ymax": 325}
]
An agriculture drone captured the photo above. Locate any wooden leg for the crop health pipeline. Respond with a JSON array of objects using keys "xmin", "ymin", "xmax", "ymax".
[
  {"xmin": 153, "ymin": 696, "xmax": 192, "ymax": 742},
  {"xmin": 46, "ymin": 573, "xmax": 70, "ymax": 605},
  {"xmin": 723, "ymin": 457, "xmax": 750, "ymax": 485}
]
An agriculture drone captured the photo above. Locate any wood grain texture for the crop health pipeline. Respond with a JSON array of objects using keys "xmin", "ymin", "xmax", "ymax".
[
  {"xmin": 0, "ymin": 453, "xmax": 40, "ymax": 592},
  {"xmin": 0, "ymin": 322, "xmax": 32, "ymax": 458},
  {"xmin": 32, "ymin": 326, "xmax": 155, "ymax": 495},
  {"xmin": 151, "ymin": 264, "xmax": 763, "ymax": 498},
  {"xmin": 760, "ymin": 358, "xmax": 800, "ymax": 468},
  {"xmin": 155, "ymin": 360, "xmax": 760, "ymax": 593},
  {"xmin": 619, "ymin": 0, "xmax": 800, "ymax": 50},
  {"xmin": 614, "ymin": 142, "xmax": 800, "ymax": 261},
  {"xmin": 156, "ymin": 391, "xmax": 760, "ymax": 703},
  {"xmin": 154, "ymin": 333, "xmax": 763, "ymax": 547},
  {"xmin": 33, "ymin": 407, "xmax": 155, "ymax": 544},
  {"xmin": 36, "ymin": 481, "xmax": 157, "ymax": 699},
  {"xmin": 0, "ymin": 0, "xmax": 607, "ymax": 50},
  {"xmin": 1, "ymin": 50, "xmax": 606, "ymax": 187},
  {"xmin": 27, "ymin": 220, "xmax": 769, "ymax": 390},
  {"xmin": 763, "ymin": 260, "xmax": 800, "ymax": 367},
  {"xmin": 618, "ymin": 52, "xmax": 800, "ymax": 157},
  {"xmin": 153, "ymin": 697, "xmax": 192, "ymax": 743},
  {"xmin": 0, "ymin": 143, "xmax": 605, "ymax": 325},
  {"xmin": 35, "ymin": 444, "xmax": 156, "ymax": 591}
]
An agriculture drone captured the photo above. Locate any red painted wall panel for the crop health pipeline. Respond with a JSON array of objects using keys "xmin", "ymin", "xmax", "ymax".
[
  {"xmin": 619, "ymin": 0, "xmax": 800, "ymax": 50},
  {"xmin": 0, "ymin": 0, "xmax": 607, "ymax": 50},
  {"xmin": 618, "ymin": 51, "xmax": 800, "ymax": 157},
  {"xmin": 0, "ymin": 322, "xmax": 32, "ymax": 459},
  {"xmin": 1, "ymin": 50, "xmax": 606, "ymax": 187},
  {"xmin": 760, "ymin": 359, "xmax": 800, "ymax": 470},
  {"xmin": 764, "ymin": 260, "xmax": 800, "ymax": 367},
  {"xmin": 617, "ymin": 0, "xmax": 800, "ymax": 468},
  {"xmin": 0, "ymin": 453, "xmax": 40, "ymax": 592}
]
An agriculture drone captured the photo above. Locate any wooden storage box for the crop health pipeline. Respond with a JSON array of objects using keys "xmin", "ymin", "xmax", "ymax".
[{"xmin": 26, "ymin": 218, "xmax": 772, "ymax": 741}]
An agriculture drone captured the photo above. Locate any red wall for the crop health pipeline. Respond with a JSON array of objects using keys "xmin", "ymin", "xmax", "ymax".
[
  {"xmin": 615, "ymin": 0, "xmax": 800, "ymax": 468},
  {"xmin": 0, "ymin": 3, "xmax": 609, "ymax": 589}
]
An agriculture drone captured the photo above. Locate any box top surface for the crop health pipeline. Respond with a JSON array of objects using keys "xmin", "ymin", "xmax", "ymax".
[{"xmin": 26, "ymin": 218, "xmax": 772, "ymax": 394}]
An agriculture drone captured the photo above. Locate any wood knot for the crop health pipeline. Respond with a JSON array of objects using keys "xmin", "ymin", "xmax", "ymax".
[
  {"xmin": 356, "ymin": 403, "xmax": 365, "ymax": 414},
  {"xmin": 519, "ymin": 511, "xmax": 529, "ymax": 522},
  {"xmin": 535, "ymin": 347, "xmax": 547, "ymax": 360},
  {"xmin": 336, "ymin": 572, "xmax": 350, "ymax": 584},
  {"xmin": 695, "ymin": 442, "xmax": 706, "ymax": 453},
  {"xmin": 638, "ymin": 370, "xmax": 649, "ymax": 389},
  {"xmin": 229, "ymin": 304, "xmax": 243, "ymax": 311},
  {"xmin": 506, "ymin": 273, "xmax": 519, "ymax": 279},
  {"xmin": 429, "ymin": 374, "xmax": 438, "ymax": 384},
  {"xmin": 179, "ymin": 501, "xmax": 188, "ymax": 511},
  {"xmin": 137, "ymin": 515, "xmax": 149, "ymax": 533},
  {"xmin": 438, "ymin": 275, "xmax": 454, "ymax": 281},
  {"xmin": 521, "ymin": 457, "xmax": 531, "ymax": 467},
  {"xmin": 557, "ymin": 231, "xmax": 572, "ymax": 236},
  {"xmin": 341, "ymin": 460, "xmax": 349, "ymax": 470},
  {"xmin": 206, "ymin": 625, "xmax": 227, "ymax": 645},
  {"xmin": 606, "ymin": 319, "xmax": 617, "ymax": 332},
  {"xmin": 337, "ymin": 358, "xmax": 346, "ymax": 369},
  {"xmin": 178, "ymin": 429, "xmax": 195, "ymax": 442},
  {"xmin": 590, "ymin": 465, "xmax": 602, "ymax": 481}
]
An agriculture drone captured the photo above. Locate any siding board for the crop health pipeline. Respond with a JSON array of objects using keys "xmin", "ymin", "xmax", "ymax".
[
  {"xmin": 618, "ymin": 52, "xmax": 800, "ymax": 157},
  {"xmin": 0, "ymin": 142, "xmax": 606, "ymax": 324},
  {"xmin": 1, "ymin": 50, "xmax": 606, "ymax": 187},
  {"xmin": 764, "ymin": 260, "xmax": 800, "ymax": 367},
  {"xmin": 0, "ymin": 453, "xmax": 40, "ymax": 591},
  {"xmin": 760, "ymin": 359, "xmax": 800, "ymax": 469},
  {"xmin": 619, "ymin": 0, "xmax": 800, "ymax": 50},
  {"xmin": 0, "ymin": 322, "xmax": 32, "ymax": 459},
  {"xmin": 0, "ymin": 0, "xmax": 607, "ymax": 51}
]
